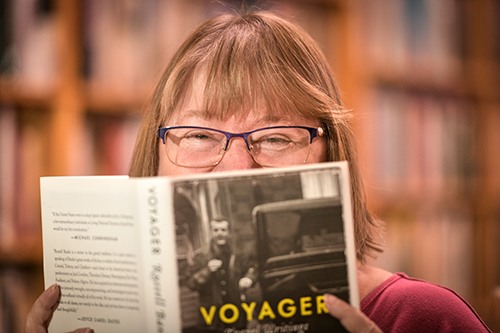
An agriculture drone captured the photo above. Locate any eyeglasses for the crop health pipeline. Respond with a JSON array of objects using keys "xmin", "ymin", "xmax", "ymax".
[{"xmin": 157, "ymin": 125, "xmax": 324, "ymax": 168}]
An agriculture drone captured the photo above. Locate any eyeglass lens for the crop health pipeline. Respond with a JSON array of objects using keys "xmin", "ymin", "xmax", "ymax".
[{"xmin": 163, "ymin": 127, "xmax": 313, "ymax": 168}]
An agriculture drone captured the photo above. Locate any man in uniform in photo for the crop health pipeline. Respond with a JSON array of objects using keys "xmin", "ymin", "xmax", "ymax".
[{"xmin": 187, "ymin": 217, "xmax": 257, "ymax": 331}]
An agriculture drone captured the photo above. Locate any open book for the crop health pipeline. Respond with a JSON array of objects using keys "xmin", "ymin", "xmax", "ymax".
[{"xmin": 41, "ymin": 161, "xmax": 358, "ymax": 333}]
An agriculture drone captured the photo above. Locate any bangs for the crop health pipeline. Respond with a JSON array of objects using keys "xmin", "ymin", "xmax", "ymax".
[
  {"xmin": 202, "ymin": 14, "xmax": 342, "ymax": 123},
  {"xmin": 161, "ymin": 13, "xmax": 347, "ymax": 126}
]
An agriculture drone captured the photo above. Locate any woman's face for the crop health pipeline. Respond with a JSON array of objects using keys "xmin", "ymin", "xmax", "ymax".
[{"xmin": 158, "ymin": 85, "xmax": 328, "ymax": 176}]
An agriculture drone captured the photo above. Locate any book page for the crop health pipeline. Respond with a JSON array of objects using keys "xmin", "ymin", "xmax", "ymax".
[{"xmin": 41, "ymin": 176, "xmax": 149, "ymax": 333}]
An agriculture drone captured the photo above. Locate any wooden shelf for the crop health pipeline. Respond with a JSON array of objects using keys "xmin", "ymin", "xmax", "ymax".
[
  {"xmin": 463, "ymin": 59, "xmax": 500, "ymax": 101},
  {"xmin": 364, "ymin": 66, "xmax": 472, "ymax": 97},
  {"xmin": 0, "ymin": 236, "xmax": 42, "ymax": 266},
  {"xmin": 84, "ymin": 82, "xmax": 152, "ymax": 115},
  {"xmin": 0, "ymin": 77, "xmax": 54, "ymax": 108}
]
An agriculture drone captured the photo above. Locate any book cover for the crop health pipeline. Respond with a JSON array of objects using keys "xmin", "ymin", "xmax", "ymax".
[{"xmin": 41, "ymin": 161, "xmax": 357, "ymax": 333}]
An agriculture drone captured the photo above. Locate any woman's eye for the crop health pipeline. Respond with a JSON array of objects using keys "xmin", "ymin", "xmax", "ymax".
[
  {"xmin": 254, "ymin": 134, "xmax": 294, "ymax": 147},
  {"xmin": 186, "ymin": 131, "xmax": 215, "ymax": 140},
  {"xmin": 264, "ymin": 136, "xmax": 290, "ymax": 144}
]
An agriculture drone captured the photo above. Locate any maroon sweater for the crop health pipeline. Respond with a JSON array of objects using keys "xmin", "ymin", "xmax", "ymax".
[{"xmin": 361, "ymin": 273, "xmax": 491, "ymax": 332}]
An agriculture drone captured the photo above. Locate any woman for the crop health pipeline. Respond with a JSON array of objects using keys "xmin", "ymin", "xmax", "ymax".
[{"xmin": 26, "ymin": 10, "xmax": 490, "ymax": 333}]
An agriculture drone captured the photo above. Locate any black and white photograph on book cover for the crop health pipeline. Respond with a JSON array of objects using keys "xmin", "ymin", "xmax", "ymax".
[{"xmin": 172, "ymin": 163, "xmax": 357, "ymax": 333}]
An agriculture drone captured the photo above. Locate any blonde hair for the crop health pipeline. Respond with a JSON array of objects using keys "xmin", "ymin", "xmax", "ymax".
[{"xmin": 129, "ymin": 11, "xmax": 383, "ymax": 261}]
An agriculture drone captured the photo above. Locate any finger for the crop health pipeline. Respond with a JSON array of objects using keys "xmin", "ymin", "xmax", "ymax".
[
  {"xmin": 324, "ymin": 294, "xmax": 382, "ymax": 333},
  {"xmin": 25, "ymin": 284, "xmax": 61, "ymax": 333}
]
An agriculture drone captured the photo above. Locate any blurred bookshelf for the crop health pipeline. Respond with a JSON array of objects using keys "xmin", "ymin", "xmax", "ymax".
[
  {"xmin": 0, "ymin": 0, "xmax": 498, "ymax": 332},
  {"xmin": 340, "ymin": 0, "xmax": 500, "ymax": 330}
]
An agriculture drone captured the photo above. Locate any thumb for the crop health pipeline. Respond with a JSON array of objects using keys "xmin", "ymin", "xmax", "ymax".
[
  {"xmin": 25, "ymin": 285, "xmax": 94, "ymax": 333},
  {"xmin": 25, "ymin": 284, "xmax": 61, "ymax": 333}
]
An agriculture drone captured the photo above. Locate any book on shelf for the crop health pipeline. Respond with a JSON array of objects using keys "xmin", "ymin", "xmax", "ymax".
[
  {"xmin": 5, "ymin": 0, "xmax": 58, "ymax": 90},
  {"xmin": 85, "ymin": 114, "xmax": 141, "ymax": 175},
  {"xmin": 0, "ymin": 268, "xmax": 36, "ymax": 333},
  {"xmin": 362, "ymin": 0, "xmax": 462, "ymax": 80},
  {"xmin": 0, "ymin": 105, "xmax": 17, "ymax": 251},
  {"xmin": 41, "ymin": 161, "xmax": 358, "ymax": 333},
  {"xmin": 365, "ymin": 87, "xmax": 476, "ymax": 199},
  {"xmin": 0, "ymin": 105, "xmax": 49, "ymax": 255},
  {"xmin": 84, "ymin": 0, "xmax": 158, "ymax": 96}
]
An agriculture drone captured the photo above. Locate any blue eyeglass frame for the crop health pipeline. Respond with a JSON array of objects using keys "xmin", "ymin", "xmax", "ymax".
[{"xmin": 157, "ymin": 126, "xmax": 324, "ymax": 151}]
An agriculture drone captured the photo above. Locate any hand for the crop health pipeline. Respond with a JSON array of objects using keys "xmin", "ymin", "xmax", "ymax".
[
  {"xmin": 238, "ymin": 277, "xmax": 253, "ymax": 290},
  {"xmin": 25, "ymin": 284, "xmax": 93, "ymax": 333},
  {"xmin": 324, "ymin": 294, "xmax": 382, "ymax": 333},
  {"xmin": 207, "ymin": 259, "xmax": 223, "ymax": 272}
]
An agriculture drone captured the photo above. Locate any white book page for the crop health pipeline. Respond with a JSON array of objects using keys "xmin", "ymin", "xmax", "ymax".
[{"xmin": 41, "ymin": 176, "xmax": 148, "ymax": 333}]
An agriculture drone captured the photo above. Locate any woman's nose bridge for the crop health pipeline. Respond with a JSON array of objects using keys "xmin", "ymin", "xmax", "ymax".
[
  {"xmin": 225, "ymin": 132, "xmax": 251, "ymax": 151},
  {"xmin": 215, "ymin": 134, "xmax": 260, "ymax": 170}
]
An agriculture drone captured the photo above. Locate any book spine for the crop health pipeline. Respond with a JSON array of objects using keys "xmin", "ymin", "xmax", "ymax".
[
  {"xmin": 0, "ymin": 105, "xmax": 17, "ymax": 252},
  {"xmin": 136, "ymin": 178, "xmax": 181, "ymax": 333}
]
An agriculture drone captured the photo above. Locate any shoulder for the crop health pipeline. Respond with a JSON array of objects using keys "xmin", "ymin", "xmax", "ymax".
[
  {"xmin": 361, "ymin": 273, "xmax": 491, "ymax": 333},
  {"xmin": 365, "ymin": 272, "xmax": 462, "ymax": 304}
]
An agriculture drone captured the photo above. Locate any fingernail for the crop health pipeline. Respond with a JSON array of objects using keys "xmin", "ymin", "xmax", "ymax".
[
  {"xmin": 53, "ymin": 284, "xmax": 62, "ymax": 300},
  {"xmin": 48, "ymin": 284, "xmax": 59, "ymax": 295}
]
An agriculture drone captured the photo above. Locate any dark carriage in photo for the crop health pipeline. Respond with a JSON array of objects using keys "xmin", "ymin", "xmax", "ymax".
[{"xmin": 252, "ymin": 196, "xmax": 350, "ymax": 331}]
